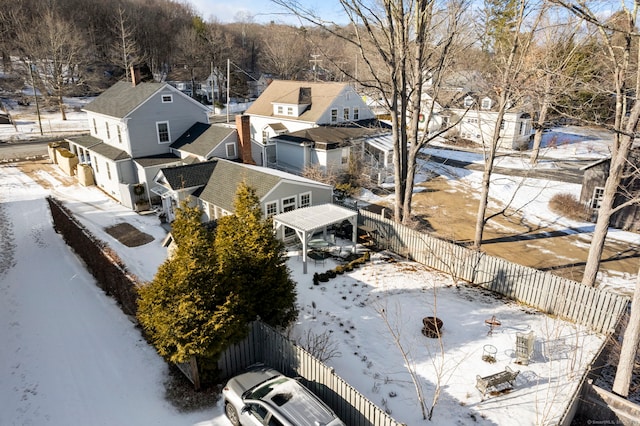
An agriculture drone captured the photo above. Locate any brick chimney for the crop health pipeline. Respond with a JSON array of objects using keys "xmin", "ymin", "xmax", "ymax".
[
  {"xmin": 235, "ymin": 114, "xmax": 255, "ymax": 165},
  {"xmin": 130, "ymin": 66, "xmax": 141, "ymax": 87}
]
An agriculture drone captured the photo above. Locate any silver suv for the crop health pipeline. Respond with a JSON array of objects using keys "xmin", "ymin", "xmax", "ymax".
[{"xmin": 222, "ymin": 366, "xmax": 346, "ymax": 426}]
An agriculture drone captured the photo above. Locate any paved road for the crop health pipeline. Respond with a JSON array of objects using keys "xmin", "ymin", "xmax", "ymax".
[
  {"xmin": 422, "ymin": 152, "xmax": 587, "ymax": 184},
  {"xmin": 0, "ymin": 139, "xmax": 55, "ymax": 162}
]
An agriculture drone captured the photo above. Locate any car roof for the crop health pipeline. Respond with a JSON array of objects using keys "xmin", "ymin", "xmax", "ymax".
[{"xmin": 252, "ymin": 376, "xmax": 340, "ymax": 426}]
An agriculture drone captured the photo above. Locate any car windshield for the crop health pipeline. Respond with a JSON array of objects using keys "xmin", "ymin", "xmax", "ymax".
[{"xmin": 248, "ymin": 377, "xmax": 289, "ymax": 400}]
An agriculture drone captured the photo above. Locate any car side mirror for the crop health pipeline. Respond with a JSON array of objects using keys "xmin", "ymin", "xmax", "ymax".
[{"xmin": 241, "ymin": 405, "xmax": 251, "ymax": 415}]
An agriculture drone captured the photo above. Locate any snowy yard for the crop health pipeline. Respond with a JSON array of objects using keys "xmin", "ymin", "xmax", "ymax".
[
  {"xmin": 0, "ymin": 163, "xmax": 608, "ymax": 425},
  {"xmin": 1, "ymin": 102, "xmax": 637, "ymax": 425}
]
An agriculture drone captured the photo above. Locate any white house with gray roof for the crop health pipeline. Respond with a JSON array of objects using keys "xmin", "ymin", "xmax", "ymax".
[
  {"xmin": 241, "ymin": 80, "xmax": 376, "ymax": 168},
  {"xmin": 152, "ymin": 158, "xmax": 333, "ymax": 225}
]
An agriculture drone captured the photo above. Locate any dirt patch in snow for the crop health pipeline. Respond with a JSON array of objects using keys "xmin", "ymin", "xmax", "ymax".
[{"xmin": 105, "ymin": 223, "xmax": 154, "ymax": 247}]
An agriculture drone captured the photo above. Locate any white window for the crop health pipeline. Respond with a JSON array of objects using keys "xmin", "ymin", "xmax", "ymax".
[
  {"xmin": 331, "ymin": 109, "xmax": 338, "ymax": 123},
  {"xmin": 500, "ymin": 121, "xmax": 505, "ymax": 130},
  {"xmin": 225, "ymin": 142, "xmax": 236, "ymax": 158},
  {"xmin": 287, "ymin": 106, "xmax": 293, "ymax": 115},
  {"xmin": 106, "ymin": 162, "xmax": 111, "ymax": 180},
  {"xmin": 481, "ymin": 97, "xmax": 492, "ymax": 110},
  {"xmin": 92, "ymin": 118, "xmax": 97, "ymax": 134},
  {"xmin": 94, "ymin": 158, "xmax": 98, "ymax": 172},
  {"xmin": 467, "ymin": 118, "xmax": 478, "ymax": 124},
  {"xmin": 277, "ymin": 105, "xmax": 283, "ymax": 114},
  {"xmin": 282, "ymin": 196, "xmax": 296, "ymax": 212},
  {"xmin": 262, "ymin": 128, "xmax": 269, "ymax": 144},
  {"xmin": 300, "ymin": 192, "xmax": 311, "ymax": 208},
  {"xmin": 343, "ymin": 108, "xmax": 349, "ymax": 120},
  {"xmin": 591, "ymin": 187, "xmax": 605, "ymax": 209},
  {"xmin": 265, "ymin": 201, "xmax": 278, "ymax": 217},
  {"xmin": 105, "ymin": 122, "xmax": 110, "ymax": 139},
  {"xmin": 353, "ymin": 108, "xmax": 359, "ymax": 120},
  {"xmin": 463, "ymin": 96, "xmax": 474, "ymax": 108},
  {"xmin": 117, "ymin": 126, "xmax": 122, "ymax": 143},
  {"xmin": 162, "ymin": 94, "xmax": 173, "ymax": 103},
  {"xmin": 341, "ymin": 147, "xmax": 349, "ymax": 164},
  {"xmin": 156, "ymin": 121, "xmax": 170, "ymax": 143},
  {"xmin": 519, "ymin": 121, "xmax": 527, "ymax": 135}
]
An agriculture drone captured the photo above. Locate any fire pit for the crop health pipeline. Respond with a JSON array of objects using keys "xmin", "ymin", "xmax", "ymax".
[{"xmin": 422, "ymin": 316, "xmax": 443, "ymax": 338}]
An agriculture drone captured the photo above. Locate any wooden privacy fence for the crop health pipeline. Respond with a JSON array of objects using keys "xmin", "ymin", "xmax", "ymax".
[
  {"xmin": 358, "ymin": 209, "xmax": 629, "ymax": 334},
  {"xmin": 217, "ymin": 321, "xmax": 403, "ymax": 426}
]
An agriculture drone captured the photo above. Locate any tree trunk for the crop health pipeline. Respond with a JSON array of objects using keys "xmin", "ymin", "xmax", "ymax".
[
  {"xmin": 582, "ymin": 101, "xmax": 639, "ymax": 286},
  {"xmin": 612, "ymin": 268, "xmax": 640, "ymax": 397},
  {"xmin": 530, "ymin": 88, "xmax": 550, "ymax": 165}
]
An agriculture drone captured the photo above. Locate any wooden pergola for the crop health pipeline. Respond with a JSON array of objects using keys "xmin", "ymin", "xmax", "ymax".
[{"xmin": 273, "ymin": 204, "xmax": 358, "ymax": 274}]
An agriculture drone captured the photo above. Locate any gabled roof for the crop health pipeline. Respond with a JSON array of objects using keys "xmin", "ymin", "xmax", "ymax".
[
  {"xmin": 83, "ymin": 81, "xmax": 165, "ymax": 118},
  {"xmin": 158, "ymin": 162, "xmax": 218, "ymax": 190},
  {"xmin": 245, "ymin": 80, "xmax": 350, "ymax": 123},
  {"xmin": 274, "ymin": 123, "xmax": 385, "ymax": 146},
  {"xmin": 198, "ymin": 159, "xmax": 331, "ymax": 212},
  {"xmin": 170, "ymin": 122, "xmax": 236, "ymax": 158}
]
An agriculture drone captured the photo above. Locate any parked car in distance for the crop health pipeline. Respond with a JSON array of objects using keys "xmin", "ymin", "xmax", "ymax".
[{"xmin": 222, "ymin": 366, "xmax": 346, "ymax": 426}]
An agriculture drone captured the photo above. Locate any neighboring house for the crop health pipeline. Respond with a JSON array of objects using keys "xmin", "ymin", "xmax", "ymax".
[
  {"xmin": 241, "ymin": 80, "xmax": 377, "ymax": 167},
  {"xmin": 268, "ymin": 122, "xmax": 387, "ymax": 175},
  {"xmin": 247, "ymin": 73, "xmax": 277, "ymax": 99},
  {"xmin": 433, "ymin": 91, "xmax": 532, "ymax": 150},
  {"xmin": 580, "ymin": 148, "xmax": 640, "ymax": 232},
  {"xmin": 152, "ymin": 158, "xmax": 333, "ymax": 226},
  {"xmin": 65, "ymin": 74, "xmax": 214, "ymax": 209},
  {"xmin": 197, "ymin": 69, "xmax": 223, "ymax": 103}
]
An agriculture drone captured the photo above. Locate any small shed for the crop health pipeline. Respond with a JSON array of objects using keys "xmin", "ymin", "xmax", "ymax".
[
  {"xmin": 273, "ymin": 204, "xmax": 358, "ymax": 274},
  {"xmin": 580, "ymin": 148, "xmax": 640, "ymax": 232}
]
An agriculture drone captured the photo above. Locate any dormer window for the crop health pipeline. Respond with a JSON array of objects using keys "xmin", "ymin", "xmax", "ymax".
[
  {"xmin": 331, "ymin": 108, "xmax": 338, "ymax": 123},
  {"xmin": 481, "ymin": 97, "xmax": 492, "ymax": 110},
  {"xmin": 463, "ymin": 96, "xmax": 474, "ymax": 108},
  {"xmin": 162, "ymin": 94, "xmax": 173, "ymax": 103},
  {"xmin": 287, "ymin": 106, "xmax": 293, "ymax": 115},
  {"xmin": 277, "ymin": 105, "xmax": 283, "ymax": 115}
]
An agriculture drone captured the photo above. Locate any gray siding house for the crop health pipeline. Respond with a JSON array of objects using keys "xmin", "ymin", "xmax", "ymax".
[{"xmin": 64, "ymin": 75, "xmax": 240, "ymax": 210}]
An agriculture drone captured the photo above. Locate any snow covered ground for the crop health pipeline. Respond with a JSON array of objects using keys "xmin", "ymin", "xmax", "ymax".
[
  {"xmin": 0, "ymin": 101, "xmax": 637, "ymax": 425},
  {"xmin": 0, "ymin": 159, "xmax": 612, "ymax": 426}
]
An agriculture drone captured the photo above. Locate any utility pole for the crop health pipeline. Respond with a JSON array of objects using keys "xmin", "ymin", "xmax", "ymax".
[
  {"xmin": 26, "ymin": 59, "xmax": 43, "ymax": 135},
  {"xmin": 310, "ymin": 54, "xmax": 321, "ymax": 82}
]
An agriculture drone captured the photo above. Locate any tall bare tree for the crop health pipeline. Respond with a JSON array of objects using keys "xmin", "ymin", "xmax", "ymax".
[
  {"xmin": 111, "ymin": 5, "xmax": 144, "ymax": 80},
  {"xmin": 553, "ymin": 0, "xmax": 640, "ymax": 287},
  {"xmin": 272, "ymin": 0, "xmax": 468, "ymax": 224},
  {"xmin": 258, "ymin": 24, "xmax": 310, "ymax": 79},
  {"xmin": 472, "ymin": 0, "xmax": 545, "ymax": 248},
  {"xmin": 525, "ymin": 11, "xmax": 587, "ymax": 164},
  {"xmin": 14, "ymin": 6, "xmax": 87, "ymax": 120},
  {"xmin": 613, "ymin": 266, "xmax": 640, "ymax": 397}
]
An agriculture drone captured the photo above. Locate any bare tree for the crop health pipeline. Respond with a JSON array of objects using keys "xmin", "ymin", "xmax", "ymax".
[
  {"xmin": 272, "ymin": 0, "xmax": 468, "ymax": 224},
  {"xmin": 14, "ymin": 6, "xmax": 87, "ymax": 120},
  {"xmin": 472, "ymin": 0, "xmax": 545, "ymax": 249},
  {"xmin": 613, "ymin": 266, "xmax": 640, "ymax": 397},
  {"xmin": 525, "ymin": 11, "xmax": 587, "ymax": 164},
  {"xmin": 111, "ymin": 5, "xmax": 144, "ymax": 80},
  {"xmin": 258, "ymin": 24, "xmax": 309, "ymax": 79},
  {"xmin": 552, "ymin": 0, "xmax": 640, "ymax": 286}
]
